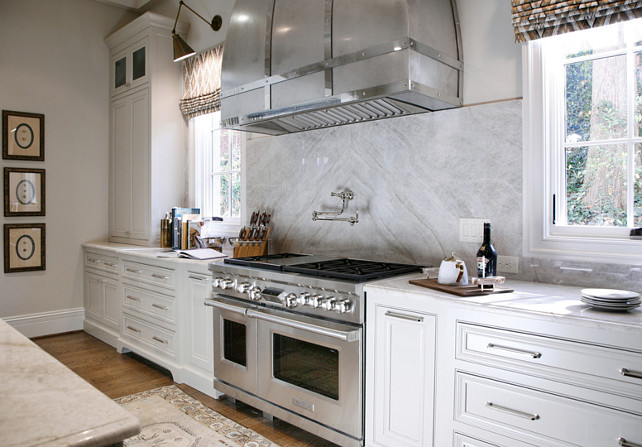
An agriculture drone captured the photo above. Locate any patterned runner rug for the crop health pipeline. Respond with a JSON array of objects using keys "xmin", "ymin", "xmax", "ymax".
[{"xmin": 114, "ymin": 385, "xmax": 280, "ymax": 447}]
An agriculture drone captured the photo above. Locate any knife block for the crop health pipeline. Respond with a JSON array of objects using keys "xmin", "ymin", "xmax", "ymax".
[{"xmin": 232, "ymin": 227, "xmax": 271, "ymax": 257}]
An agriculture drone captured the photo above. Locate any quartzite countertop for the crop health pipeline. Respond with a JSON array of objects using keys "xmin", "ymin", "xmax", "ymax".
[
  {"xmin": 0, "ymin": 318, "xmax": 140, "ymax": 447},
  {"xmin": 365, "ymin": 275, "xmax": 642, "ymax": 334}
]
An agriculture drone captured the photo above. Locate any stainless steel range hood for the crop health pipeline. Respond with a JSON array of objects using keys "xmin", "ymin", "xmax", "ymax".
[{"xmin": 221, "ymin": 0, "xmax": 463, "ymax": 135}]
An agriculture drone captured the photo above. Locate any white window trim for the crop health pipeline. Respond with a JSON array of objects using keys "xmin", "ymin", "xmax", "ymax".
[
  {"xmin": 523, "ymin": 41, "xmax": 642, "ymax": 265},
  {"xmin": 188, "ymin": 114, "xmax": 246, "ymax": 237}
]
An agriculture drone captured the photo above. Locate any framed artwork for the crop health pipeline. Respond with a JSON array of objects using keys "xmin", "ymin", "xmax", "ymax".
[
  {"xmin": 4, "ymin": 223, "xmax": 46, "ymax": 273},
  {"xmin": 2, "ymin": 110, "xmax": 45, "ymax": 161},
  {"xmin": 4, "ymin": 167, "xmax": 45, "ymax": 216}
]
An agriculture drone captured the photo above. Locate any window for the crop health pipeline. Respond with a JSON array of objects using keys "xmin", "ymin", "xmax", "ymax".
[
  {"xmin": 524, "ymin": 18, "xmax": 642, "ymax": 263},
  {"xmin": 192, "ymin": 111, "xmax": 244, "ymax": 228}
]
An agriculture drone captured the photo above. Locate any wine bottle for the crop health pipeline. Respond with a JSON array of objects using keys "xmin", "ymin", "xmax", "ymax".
[{"xmin": 476, "ymin": 223, "xmax": 497, "ymax": 277}]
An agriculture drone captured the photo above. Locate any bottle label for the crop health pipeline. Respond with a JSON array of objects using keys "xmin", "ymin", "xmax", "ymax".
[{"xmin": 477, "ymin": 257, "xmax": 488, "ymax": 277}]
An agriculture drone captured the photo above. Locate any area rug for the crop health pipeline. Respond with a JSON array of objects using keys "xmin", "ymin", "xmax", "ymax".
[{"xmin": 114, "ymin": 385, "xmax": 280, "ymax": 447}]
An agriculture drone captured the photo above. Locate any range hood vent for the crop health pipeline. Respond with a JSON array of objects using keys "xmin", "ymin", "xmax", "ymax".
[{"xmin": 221, "ymin": 0, "xmax": 464, "ymax": 136}]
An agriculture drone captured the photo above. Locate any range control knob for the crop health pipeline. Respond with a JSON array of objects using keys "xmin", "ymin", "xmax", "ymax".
[
  {"xmin": 297, "ymin": 292, "xmax": 310, "ymax": 306},
  {"xmin": 236, "ymin": 282, "xmax": 251, "ymax": 293},
  {"xmin": 282, "ymin": 293, "xmax": 298, "ymax": 309},
  {"xmin": 322, "ymin": 297, "xmax": 337, "ymax": 311},
  {"xmin": 334, "ymin": 299, "xmax": 353, "ymax": 314},
  {"xmin": 212, "ymin": 277, "xmax": 224, "ymax": 288},
  {"xmin": 248, "ymin": 286, "xmax": 262, "ymax": 301},
  {"xmin": 308, "ymin": 294, "xmax": 324, "ymax": 308},
  {"xmin": 218, "ymin": 278, "xmax": 235, "ymax": 290}
]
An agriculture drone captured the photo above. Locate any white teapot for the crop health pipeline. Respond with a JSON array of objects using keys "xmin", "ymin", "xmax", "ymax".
[{"xmin": 438, "ymin": 252, "xmax": 468, "ymax": 285}]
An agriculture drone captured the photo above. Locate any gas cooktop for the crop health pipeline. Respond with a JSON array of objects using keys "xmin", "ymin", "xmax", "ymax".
[{"xmin": 224, "ymin": 253, "xmax": 422, "ymax": 282}]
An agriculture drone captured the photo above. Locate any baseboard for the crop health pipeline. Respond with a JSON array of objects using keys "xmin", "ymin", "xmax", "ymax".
[
  {"xmin": 4, "ymin": 308, "xmax": 85, "ymax": 338},
  {"xmin": 182, "ymin": 366, "xmax": 224, "ymax": 399}
]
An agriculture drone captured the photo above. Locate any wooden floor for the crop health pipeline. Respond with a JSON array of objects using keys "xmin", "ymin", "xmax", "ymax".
[{"xmin": 33, "ymin": 331, "xmax": 338, "ymax": 447}]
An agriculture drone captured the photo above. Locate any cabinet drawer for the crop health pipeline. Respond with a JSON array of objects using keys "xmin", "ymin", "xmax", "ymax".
[
  {"xmin": 455, "ymin": 372, "xmax": 642, "ymax": 447},
  {"xmin": 122, "ymin": 260, "xmax": 174, "ymax": 288},
  {"xmin": 457, "ymin": 323, "xmax": 642, "ymax": 395},
  {"xmin": 85, "ymin": 251, "xmax": 119, "ymax": 274},
  {"xmin": 123, "ymin": 314, "xmax": 176, "ymax": 358},
  {"xmin": 123, "ymin": 285, "xmax": 175, "ymax": 326}
]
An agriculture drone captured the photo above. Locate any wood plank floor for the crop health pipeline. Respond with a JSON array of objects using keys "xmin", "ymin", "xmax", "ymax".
[{"xmin": 33, "ymin": 331, "xmax": 338, "ymax": 447}]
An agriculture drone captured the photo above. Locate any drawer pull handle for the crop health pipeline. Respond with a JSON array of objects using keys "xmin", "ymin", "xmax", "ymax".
[
  {"xmin": 152, "ymin": 303, "xmax": 168, "ymax": 310},
  {"xmin": 620, "ymin": 368, "xmax": 642, "ymax": 380},
  {"xmin": 152, "ymin": 273, "xmax": 169, "ymax": 280},
  {"xmin": 88, "ymin": 258, "xmax": 101, "ymax": 264},
  {"xmin": 126, "ymin": 295, "xmax": 140, "ymax": 301},
  {"xmin": 152, "ymin": 336, "xmax": 168, "ymax": 344},
  {"xmin": 104, "ymin": 262, "xmax": 117, "ymax": 267},
  {"xmin": 487, "ymin": 343, "xmax": 542, "ymax": 359},
  {"xmin": 126, "ymin": 268, "xmax": 141, "ymax": 274},
  {"xmin": 126, "ymin": 325, "xmax": 141, "ymax": 333},
  {"xmin": 619, "ymin": 438, "xmax": 642, "ymax": 447},
  {"xmin": 385, "ymin": 310, "xmax": 424, "ymax": 322},
  {"xmin": 486, "ymin": 402, "xmax": 540, "ymax": 421},
  {"xmin": 189, "ymin": 275, "xmax": 207, "ymax": 281}
]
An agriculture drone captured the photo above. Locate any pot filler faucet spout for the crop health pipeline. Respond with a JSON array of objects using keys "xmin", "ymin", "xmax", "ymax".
[{"xmin": 312, "ymin": 190, "xmax": 359, "ymax": 225}]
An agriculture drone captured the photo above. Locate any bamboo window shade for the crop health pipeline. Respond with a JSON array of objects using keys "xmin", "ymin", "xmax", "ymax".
[
  {"xmin": 512, "ymin": 0, "xmax": 642, "ymax": 42},
  {"xmin": 180, "ymin": 45, "xmax": 223, "ymax": 118}
]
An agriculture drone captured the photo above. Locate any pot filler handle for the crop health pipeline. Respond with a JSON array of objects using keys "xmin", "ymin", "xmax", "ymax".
[{"xmin": 246, "ymin": 308, "xmax": 360, "ymax": 342}]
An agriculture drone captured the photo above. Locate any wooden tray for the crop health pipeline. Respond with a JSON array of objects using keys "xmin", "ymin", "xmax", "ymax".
[{"xmin": 409, "ymin": 278, "xmax": 513, "ymax": 297}]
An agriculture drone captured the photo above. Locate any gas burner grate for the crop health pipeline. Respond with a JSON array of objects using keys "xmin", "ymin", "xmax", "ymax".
[{"xmin": 283, "ymin": 259, "xmax": 421, "ymax": 282}]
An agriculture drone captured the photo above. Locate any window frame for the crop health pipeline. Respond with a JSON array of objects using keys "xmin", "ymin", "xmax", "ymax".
[
  {"xmin": 190, "ymin": 111, "xmax": 245, "ymax": 236},
  {"xmin": 523, "ymin": 24, "xmax": 642, "ymax": 265}
]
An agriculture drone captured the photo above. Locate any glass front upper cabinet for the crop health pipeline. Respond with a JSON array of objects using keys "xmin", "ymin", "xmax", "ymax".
[{"xmin": 111, "ymin": 38, "xmax": 148, "ymax": 95}]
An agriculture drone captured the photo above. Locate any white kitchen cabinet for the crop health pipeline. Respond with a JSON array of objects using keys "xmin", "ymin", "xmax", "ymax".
[
  {"xmin": 366, "ymin": 298, "xmax": 436, "ymax": 447},
  {"xmin": 105, "ymin": 12, "xmax": 187, "ymax": 246},
  {"xmin": 181, "ymin": 268, "xmax": 222, "ymax": 398},
  {"xmin": 83, "ymin": 250, "xmax": 121, "ymax": 347},
  {"xmin": 119, "ymin": 257, "xmax": 182, "ymax": 380},
  {"xmin": 110, "ymin": 36, "xmax": 148, "ymax": 97}
]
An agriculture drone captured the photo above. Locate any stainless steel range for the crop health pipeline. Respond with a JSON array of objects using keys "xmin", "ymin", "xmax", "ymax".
[{"xmin": 205, "ymin": 253, "xmax": 422, "ymax": 447}]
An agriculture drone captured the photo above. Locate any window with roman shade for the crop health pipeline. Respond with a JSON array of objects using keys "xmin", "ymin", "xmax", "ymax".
[
  {"xmin": 512, "ymin": 0, "xmax": 642, "ymax": 43},
  {"xmin": 180, "ymin": 45, "xmax": 223, "ymax": 118}
]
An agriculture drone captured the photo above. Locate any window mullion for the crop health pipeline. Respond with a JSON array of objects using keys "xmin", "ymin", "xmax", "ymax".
[{"xmin": 626, "ymin": 42, "xmax": 635, "ymax": 227}]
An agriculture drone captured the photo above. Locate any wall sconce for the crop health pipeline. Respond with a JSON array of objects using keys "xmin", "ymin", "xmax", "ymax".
[{"xmin": 172, "ymin": 0, "xmax": 222, "ymax": 62}]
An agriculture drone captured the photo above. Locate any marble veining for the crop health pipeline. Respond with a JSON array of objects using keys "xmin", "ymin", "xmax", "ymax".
[
  {"xmin": 0, "ymin": 318, "xmax": 140, "ymax": 446},
  {"xmin": 245, "ymin": 99, "xmax": 641, "ymax": 292}
]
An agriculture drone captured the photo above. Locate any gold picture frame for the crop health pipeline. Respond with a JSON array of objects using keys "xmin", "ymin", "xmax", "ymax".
[
  {"xmin": 4, "ymin": 167, "xmax": 46, "ymax": 216},
  {"xmin": 2, "ymin": 110, "xmax": 45, "ymax": 161},
  {"xmin": 4, "ymin": 223, "xmax": 46, "ymax": 273}
]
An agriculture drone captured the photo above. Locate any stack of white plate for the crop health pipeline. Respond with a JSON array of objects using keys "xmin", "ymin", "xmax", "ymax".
[{"xmin": 581, "ymin": 288, "xmax": 641, "ymax": 311}]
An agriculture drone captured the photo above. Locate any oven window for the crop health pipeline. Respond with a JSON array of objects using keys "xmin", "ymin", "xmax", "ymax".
[
  {"xmin": 273, "ymin": 334, "xmax": 339, "ymax": 400},
  {"xmin": 223, "ymin": 319, "xmax": 246, "ymax": 367}
]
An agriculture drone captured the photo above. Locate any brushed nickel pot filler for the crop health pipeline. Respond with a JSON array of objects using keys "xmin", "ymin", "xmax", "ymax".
[{"xmin": 206, "ymin": 254, "xmax": 422, "ymax": 447}]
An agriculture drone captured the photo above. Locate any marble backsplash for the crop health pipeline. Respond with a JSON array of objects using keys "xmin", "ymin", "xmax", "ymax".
[{"xmin": 246, "ymin": 99, "xmax": 642, "ymax": 292}]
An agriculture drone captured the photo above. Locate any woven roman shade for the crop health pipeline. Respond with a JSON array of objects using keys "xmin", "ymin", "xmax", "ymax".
[
  {"xmin": 180, "ymin": 45, "xmax": 223, "ymax": 118},
  {"xmin": 512, "ymin": 0, "xmax": 642, "ymax": 42}
]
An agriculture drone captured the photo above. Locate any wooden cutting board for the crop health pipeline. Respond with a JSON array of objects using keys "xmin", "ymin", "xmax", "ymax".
[{"xmin": 409, "ymin": 278, "xmax": 514, "ymax": 297}]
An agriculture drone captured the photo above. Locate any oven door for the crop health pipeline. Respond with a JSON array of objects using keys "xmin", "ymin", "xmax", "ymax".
[
  {"xmin": 251, "ymin": 307, "xmax": 363, "ymax": 439},
  {"xmin": 208, "ymin": 296, "xmax": 258, "ymax": 395}
]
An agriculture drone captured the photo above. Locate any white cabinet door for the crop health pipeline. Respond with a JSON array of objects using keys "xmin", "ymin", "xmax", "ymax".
[
  {"xmin": 184, "ymin": 271, "xmax": 213, "ymax": 373},
  {"xmin": 109, "ymin": 87, "xmax": 150, "ymax": 242},
  {"xmin": 110, "ymin": 37, "xmax": 148, "ymax": 97},
  {"xmin": 84, "ymin": 270, "xmax": 119, "ymax": 330},
  {"xmin": 367, "ymin": 303, "xmax": 436, "ymax": 447}
]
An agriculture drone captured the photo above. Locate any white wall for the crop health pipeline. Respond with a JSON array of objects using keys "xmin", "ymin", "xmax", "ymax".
[{"xmin": 0, "ymin": 0, "xmax": 135, "ymax": 327}]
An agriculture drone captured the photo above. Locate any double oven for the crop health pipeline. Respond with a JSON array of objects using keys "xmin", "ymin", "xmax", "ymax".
[{"xmin": 206, "ymin": 254, "xmax": 421, "ymax": 447}]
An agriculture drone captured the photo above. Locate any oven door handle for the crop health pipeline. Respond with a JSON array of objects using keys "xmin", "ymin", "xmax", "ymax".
[
  {"xmin": 246, "ymin": 308, "xmax": 360, "ymax": 342},
  {"xmin": 204, "ymin": 297, "xmax": 249, "ymax": 315}
]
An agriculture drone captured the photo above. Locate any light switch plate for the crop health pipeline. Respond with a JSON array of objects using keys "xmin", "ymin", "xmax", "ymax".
[
  {"xmin": 459, "ymin": 218, "xmax": 488, "ymax": 243},
  {"xmin": 497, "ymin": 255, "xmax": 519, "ymax": 274}
]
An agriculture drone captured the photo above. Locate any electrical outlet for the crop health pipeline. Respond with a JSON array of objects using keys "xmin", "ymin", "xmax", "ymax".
[
  {"xmin": 459, "ymin": 218, "xmax": 488, "ymax": 243},
  {"xmin": 497, "ymin": 255, "xmax": 519, "ymax": 274}
]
